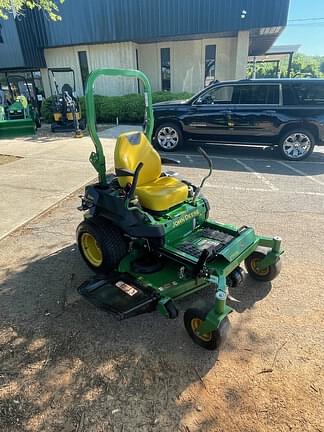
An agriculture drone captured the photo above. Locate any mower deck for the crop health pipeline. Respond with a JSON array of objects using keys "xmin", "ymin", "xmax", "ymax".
[{"xmin": 78, "ymin": 274, "xmax": 159, "ymax": 320}]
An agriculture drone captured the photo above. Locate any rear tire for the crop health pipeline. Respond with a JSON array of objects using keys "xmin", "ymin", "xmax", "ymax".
[
  {"xmin": 278, "ymin": 129, "xmax": 315, "ymax": 161},
  {"xmin": 154, "ymin": 123, "xmax": 183, "ymax": 152},
  {"xmin": 76, "ymin": 217, "xmax": 128, "ymax": 274}
]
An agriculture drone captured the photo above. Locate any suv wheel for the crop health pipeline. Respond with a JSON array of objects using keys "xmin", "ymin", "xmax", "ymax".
[
  {"xmin": 154, "ymin": 123, "xmax": 183, "ymax": 152},
  {"xmin": 279, "ymin": 130, "xmax": 315, "ymax": 161}
]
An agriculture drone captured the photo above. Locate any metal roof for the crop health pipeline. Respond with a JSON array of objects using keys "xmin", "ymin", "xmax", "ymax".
[
  {"xmin": 267, "ymin": 44, "xmax": 301, "ymax": 54},
  {"xmin": 0, "ymin": 0, "xmax": 289, "ymax": 70},
  {"xmin": 248, "ymin": 44, "xmax": 301, "ymax": 63}
]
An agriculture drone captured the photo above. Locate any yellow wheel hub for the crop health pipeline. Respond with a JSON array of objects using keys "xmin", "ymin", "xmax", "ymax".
[
  {"xmin": 191, "ymin": 318, "xmax": 212, "ymax": 342},
  {"xmin": 250, "ymin": 258, "xmax": 269, "ymax": 276},
  {"xmin": 80, "ymin": 233, "xmax": 103, "ymax": 267}
]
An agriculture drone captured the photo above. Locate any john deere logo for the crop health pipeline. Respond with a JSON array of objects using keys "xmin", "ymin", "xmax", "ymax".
[{"xmin": 173, "ymin": 210, "xmax": 200, "ymax": 228}]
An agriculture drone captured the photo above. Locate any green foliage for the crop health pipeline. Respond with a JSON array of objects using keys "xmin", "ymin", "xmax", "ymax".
[
  {"xmin": 152, "ymin": 91, "xmax": 192, "ymax": 103},
  {"xmin": 40, "ymin": 95, "xmax": 54, "ymax": 122},
  {"xmin": 0, "ymin": 0, "xmax": 64, "ymax": 21},
  {"xmin": 320, "ymin": 62, "xmax": 324, "ymax": 74},
  {"xmin": 247, "ymin": 53, "xmax": 324, "ymax": 79},
  {"xmin": 43, "ymin": 91, "xmax": 192, "ymax": 124}
]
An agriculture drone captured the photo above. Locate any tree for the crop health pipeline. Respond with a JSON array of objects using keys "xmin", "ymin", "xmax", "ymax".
[
  {"xmin": 320, "ymin": 62, "xmax": 324, "ymax": 74},
  {"xmin": 247, "ymin": 53, "xmax": 324, "ymax": 79},
  {"xmin": 0, "ymin": 0, "xmax": 64, "ymax": 21}
]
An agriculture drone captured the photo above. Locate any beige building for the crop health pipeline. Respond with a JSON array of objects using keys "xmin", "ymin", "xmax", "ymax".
[
  {"xmin": 0, "ymin": 0, "xmax": 290, "ymax": 99},
  {"xmin": 41, "ymin": 32, "xmax": 250, "ymax": 97}
]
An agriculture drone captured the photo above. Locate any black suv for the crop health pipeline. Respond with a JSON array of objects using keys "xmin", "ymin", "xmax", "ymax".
[{"xmin": 153, "ymin": 79, "xmax": 324, "ymax": 160}]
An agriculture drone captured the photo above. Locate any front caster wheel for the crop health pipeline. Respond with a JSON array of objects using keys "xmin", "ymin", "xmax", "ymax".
[
  {"xmin": 184, "ymin": 308, "xmax": 230, "ymax": 350},
  {"xmin": 245, "ymin": 250, "xmax": 281, "ymax": 282}
]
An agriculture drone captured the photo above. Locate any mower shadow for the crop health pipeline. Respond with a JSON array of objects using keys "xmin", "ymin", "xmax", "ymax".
[
  {"xmin": 0, "ymin": 243, "xmax": 273, "ymax": 431},
  {"xmin": 161, "ymin": 143, "xmax": 324, "ymax": 176},
  {"xmin": 227, "ymin": 276, "xmax": 272, "ymax": 313}
]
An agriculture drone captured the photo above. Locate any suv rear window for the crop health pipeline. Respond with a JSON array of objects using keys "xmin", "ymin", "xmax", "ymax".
[
  {"xmin": 282, "ymin": 85, "xmax": 298, "ymax": 105},
  {"xmin": 292, "ymin": 83, "xmax": 324, "ymax": 105},
  {"xmin": 234, "ymin": 85, "xmax": 279, "ymax": 105}
]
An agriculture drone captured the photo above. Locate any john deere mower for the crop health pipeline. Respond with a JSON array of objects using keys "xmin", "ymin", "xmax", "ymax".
[
  {"xmin": 0, "ymin": 75, "xmax": 40, "ymax": 139},
  {"xmin": 48, "ymin": 67, "xmax": 85, "ymax": 136},
  {"xmin": 76, "ymin": 68, "xmax": 283, "ymax": 350}
]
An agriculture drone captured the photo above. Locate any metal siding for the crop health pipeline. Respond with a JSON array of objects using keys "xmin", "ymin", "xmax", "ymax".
[
  {"xmin": 44, "ymin": 42, "xmax": 138, "ymax": 96},
  {"xmin": 15, "ymin": 9, "xmax": 46, "ymax": 68},
  {"xmin": 0, "ymin": 0, "xmax": 289, "ymax": 69},
  {"xmin": 0, "ymin": 17, "xmax": 25, "ymax": 69},
  {"xmin": 41, "ymin": 0, "xmax": 289, "ymax": 46}
]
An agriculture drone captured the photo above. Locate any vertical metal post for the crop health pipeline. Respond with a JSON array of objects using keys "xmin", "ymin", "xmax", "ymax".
[
  {"xmin": 287, "ymin": 52, "xmax": 293, "ymax": 78},
  {"xmin": 252, "ymin": 56, "xmax": 257, "ymax": 79},
  {"xmin": 275, "ymin": 60, "xmax": 280, "ymax": 78}
]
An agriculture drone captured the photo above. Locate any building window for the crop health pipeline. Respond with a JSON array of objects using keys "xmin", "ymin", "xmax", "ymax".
[
  {"xmin": 160, "ymin": 48, "xmax": 171, "ymax": 91},
  {"xmin": 78, "ymin": 51, "xmax": 89, "ymax": 94},
  {"xmin": 135, "ymin": 48, "xmax": 140, "ymax": 94},
  {"xmin": 204, "ymin": 45, "xmax": 216, "ymax": 87}
]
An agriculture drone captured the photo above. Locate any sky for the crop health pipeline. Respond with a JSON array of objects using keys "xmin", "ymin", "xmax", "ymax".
[{"xmin": 276, "ymin": 0, "xmax": 324, "ymax": 56}]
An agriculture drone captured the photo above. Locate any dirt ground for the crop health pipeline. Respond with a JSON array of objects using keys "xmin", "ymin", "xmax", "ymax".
[
  {"xmin": 0, "ymin": 148, "xmax": 324, "ymax": 432},
  {"xmin": 0, "ymin": 155, "xmax": 20, "ymax": 166}
]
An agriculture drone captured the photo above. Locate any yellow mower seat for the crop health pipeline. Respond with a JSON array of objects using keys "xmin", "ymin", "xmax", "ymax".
[{"xmin": 114, "ymin": 132, "xmax": 188, "ymax": 212}]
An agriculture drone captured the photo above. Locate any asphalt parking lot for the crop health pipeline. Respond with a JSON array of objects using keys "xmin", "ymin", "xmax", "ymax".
[
  {"xmin": 0, "ymin": 140, "xmax": 323, "ymax": 432},
  {"xmin": 171, "ymin": 143, "xmax": 324, "ymax": 210}
]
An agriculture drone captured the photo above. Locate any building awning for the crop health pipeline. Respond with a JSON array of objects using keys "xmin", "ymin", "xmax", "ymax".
[{"xmin": 248, "ymin": 44, "xmax": 301, "ymax": 62}]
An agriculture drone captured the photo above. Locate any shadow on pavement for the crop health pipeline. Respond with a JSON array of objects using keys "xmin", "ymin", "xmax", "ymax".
[
  {"xmin": 160, "ymin": 143, "xmax": 324, "ymax": 177},
  {"xmin": 228, "ymin": 276, "xmax": 272, "ymax": 313}
]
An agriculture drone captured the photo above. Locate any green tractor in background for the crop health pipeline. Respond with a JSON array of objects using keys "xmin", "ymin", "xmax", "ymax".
[
  {"xmin": 0, "ymin": 75, "xmax": 41, "ymax": 139},
  {"xmin": 76, "ymin": 68, "xmax": 283, "ymax": 350}
]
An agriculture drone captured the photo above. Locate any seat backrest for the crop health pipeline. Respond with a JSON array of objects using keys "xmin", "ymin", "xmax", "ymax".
[{"xmin": 114, "ymin": 132, "xmax": 161, "ymax": 187}]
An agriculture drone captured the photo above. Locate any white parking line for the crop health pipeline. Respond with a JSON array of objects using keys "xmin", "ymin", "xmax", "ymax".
[
  {"xmin": 185, "ymin": 154, "xmax": 194, "ymax": 163},
  {"xmin": 205, "ymin": 183, "xmax": 324, "ymax": 196},
  {"xmin": 173, "ymin": 152, "xmax": 324, "ymax": 164},
  {"xmin": 234, "ymin": 158, "xmax": 278, "ymax": 191},
  {"xmin": 278, "ymin": 160, "xmax": 324, "ymax": 187},
  {"xmin": 206, "ymin": 184, "xmax": 270, "ymax": 193}
]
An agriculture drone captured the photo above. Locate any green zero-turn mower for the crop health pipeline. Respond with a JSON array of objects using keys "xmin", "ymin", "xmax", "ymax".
[
  {"xmin": 76, "ymin": 68, "xmax": 283, "ymax": 350},
  {"xmin": 0, "ymin": 75, "xmax": 40, "ymax": 139}
]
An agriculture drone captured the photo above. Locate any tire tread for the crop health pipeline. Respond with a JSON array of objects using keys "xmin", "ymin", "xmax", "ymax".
[{"xmin": 77, "ymin": 217, "xmax": 127, "ymax": 273}]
